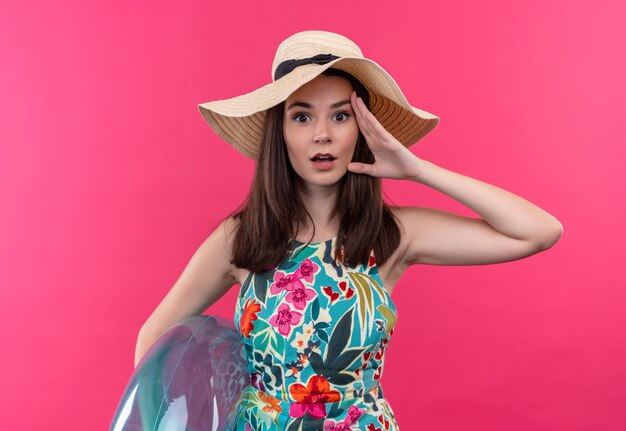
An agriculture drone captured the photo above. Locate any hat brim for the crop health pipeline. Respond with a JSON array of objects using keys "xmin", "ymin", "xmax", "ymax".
[{"xmin": 198, "ymin": 57, "xmax": 439, "ymax": 160}]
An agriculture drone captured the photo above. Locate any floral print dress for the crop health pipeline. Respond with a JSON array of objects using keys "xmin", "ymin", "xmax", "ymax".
[{"xmin": 233, "ymin": 236, "xmax": 400, "ymax": 431}]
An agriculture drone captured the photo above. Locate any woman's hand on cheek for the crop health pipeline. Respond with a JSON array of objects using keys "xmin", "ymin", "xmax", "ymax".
[{"xmin": 347, "ymin": 91, "xmax": 428, "ymax": 181}]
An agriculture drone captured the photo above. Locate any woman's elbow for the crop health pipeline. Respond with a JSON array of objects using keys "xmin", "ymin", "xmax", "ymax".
[
  {"xmin": 134, "ymin": 325, "xmax": 159, "ymax": 368},
  {"xmin": 541, "ymin": 221, "xmax": 564, "ymax": 250}
]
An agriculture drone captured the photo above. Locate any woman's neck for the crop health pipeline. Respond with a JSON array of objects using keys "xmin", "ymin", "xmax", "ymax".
[
  {"xmin": 292, "ymin": 179, "xmax": 344, "ymax": 241},
  {"xmin": 295, "ymin": 182, "xmax": 339, "ymax": 226}
]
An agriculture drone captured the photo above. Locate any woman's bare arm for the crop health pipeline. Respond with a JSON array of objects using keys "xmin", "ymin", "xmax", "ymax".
[
  {"xmin": 134, "ymin": 216, "xmax": 238, "ymax": 366},
  {"xmin": 397, "ymin": 161, "xmax": 563, "ymax": 267}
]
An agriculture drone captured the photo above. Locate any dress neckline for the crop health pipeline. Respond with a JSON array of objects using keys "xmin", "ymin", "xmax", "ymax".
[{"xmin": 293, "ymin": 236, "xmax": 337, "ymax": 246}]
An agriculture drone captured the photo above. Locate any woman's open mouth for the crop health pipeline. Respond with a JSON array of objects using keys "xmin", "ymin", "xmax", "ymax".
[{"xmin": 311, "ymin": 154, "xmax": 336, "ymax": 170}]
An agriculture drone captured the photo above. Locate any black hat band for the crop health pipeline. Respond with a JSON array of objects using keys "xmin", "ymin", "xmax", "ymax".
[{"xmin": 274, "ymin": 53, "xmax": 340, "ymax": 80}]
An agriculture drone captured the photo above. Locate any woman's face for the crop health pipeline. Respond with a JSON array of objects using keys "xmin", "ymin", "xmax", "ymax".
[{"xmin": 283, "ymin": 74, "xmax": 359, "ymax": 190}]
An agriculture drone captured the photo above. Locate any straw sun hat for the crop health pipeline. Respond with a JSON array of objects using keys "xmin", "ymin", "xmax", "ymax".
[{"xmin": 198, "ymin": 30, "xmax": 439, "ymax": 160}]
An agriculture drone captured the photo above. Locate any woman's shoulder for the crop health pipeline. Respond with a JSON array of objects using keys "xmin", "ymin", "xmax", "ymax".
[
  {"xmin": 386, "ymin": 204, "xmax": 403, "ymax": 217},
  {"xmin": 383, "ymin": 204, "xmax": 430, "ymax": 266},
  {"xmin": 386, "ymin": 204, "xmax": 413, "ymax": 230},
  {"xmin": 188, "ymin": 215, "xmax": 241, "ymax": 288},
  {"xmin": 215, "ymin": 214, "xmax": 240, "ymax": 260},
  {"xmin": 219, "ymin": 214, "xmax": 240, "ymax": 238},
  {"xmin": 387, "ymin": 204, "xmax": 428, "ymax": 224}
]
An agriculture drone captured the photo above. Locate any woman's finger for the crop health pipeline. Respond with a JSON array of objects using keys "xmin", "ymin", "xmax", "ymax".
[
  {"xmin": 351, "ymin": 92, "xmax": 373, "ymax": 137},
  {"xmin": 351, "ymin": 92, "xmax": 398, "ymax": 149},
  {"xmin": 356, "ymin": 95, "xmax": 389, "ymax": 138}
]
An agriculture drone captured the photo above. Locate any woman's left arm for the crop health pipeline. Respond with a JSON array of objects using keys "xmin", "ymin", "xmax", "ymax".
[
  {"xmin": 400, "ymin": 161, "xmax": 563, "ymax": 265},
  {"xmin": 348, "ymin": 91, "xmax": 563, "ymax": 266}
]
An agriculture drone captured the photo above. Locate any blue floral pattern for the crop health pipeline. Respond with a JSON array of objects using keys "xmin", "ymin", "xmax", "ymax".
[{"xmin": 234, "ymin": 236, "xmax": 400, "ymax": 431}]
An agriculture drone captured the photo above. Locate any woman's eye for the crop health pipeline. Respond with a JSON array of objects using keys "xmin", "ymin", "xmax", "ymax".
[
  {"xmin": 334, "ymin": 112, "xmax": 351, "ymax": 121},
  {"xmin": 293, "ymin": 113, "xmax": 309, "ymax": 123}
]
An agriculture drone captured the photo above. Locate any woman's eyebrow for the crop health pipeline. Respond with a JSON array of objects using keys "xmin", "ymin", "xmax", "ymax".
[{"xmin": 286, "ymin": 100, "xmax": 351, "ymax": 110}]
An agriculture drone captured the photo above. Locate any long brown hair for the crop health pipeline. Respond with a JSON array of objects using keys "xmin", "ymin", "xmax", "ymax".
[{"xmin": 225, "ymin": 68, "xmax": 402, "ymax": 273}]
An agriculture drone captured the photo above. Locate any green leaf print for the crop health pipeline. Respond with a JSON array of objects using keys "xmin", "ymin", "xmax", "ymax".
[
  {"xmin": 251, "ymin": 271, "xmax": 274, "ymax": 304},
  {"xmin": 270, "ymin": 330, "xmax": 286, "ymax": 361},
  {"xmin": 322, "ymin": 348, "xmax": 362, "ymax": 386},
  {"xmin": 252, "ymin": 321, "xmax": 272, "ymax": 352},
  {"xmin": 325, "ymin": 307, "xmax": 353, "ymax": 366},
  {"xmin": 316, "ymin": 329, "xmax": 329, "ymax": 344},
  {"xmin": 329, "ymin": 348, "xmax": 362, "ymax": 371},
  {"xmin": 346, "ymin": 272, "xmax": 388, "ymax": 338},
  {"xmin": 240, "ymin": 272, "xmax": 253, "ymax": 298},
  {"xmin": 290, "ymin": 244, "xmax": 318, "ymax": 262},
  {"xmin": 311, "ymin": 297, "xmax": 320, "ymax": 320},
  {"xmin": 251, "ymin": 320, "xmax": 286, "ymax": 362},
  {"xmin": 302, "ymin": 416, "xmax": 325, "ymax": 431},
  {"xmin": 327, "ymin": 372, "xmax": 355, "ymax": 385},
  {"xmin": 314, "ymin": 322, "xmax": 330, "ymax": 329},
  {"xmin": 308, "ymin": 351, "xmax": 326, "ymax": 376},
  {"xmin": 286, "ymin": 416, "xmax": 303, "ymax": 431},
  {"xmin": 377, "ymin": 304, "xmax": 398, "ymax": 334}
]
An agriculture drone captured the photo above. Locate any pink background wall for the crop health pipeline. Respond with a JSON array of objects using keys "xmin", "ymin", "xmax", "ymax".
[{"xmin": 1, "ymin": 1, "xmax": 624, "ymax": 430}]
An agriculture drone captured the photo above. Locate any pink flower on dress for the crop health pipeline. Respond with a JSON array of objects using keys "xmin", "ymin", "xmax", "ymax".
[
  {"xmin": 345, "ymin": 405, "xmax": 366, "ymax": 425},
  {"xmin": 270, "ymin": 271, "xmax": 303, "ymax": 295},
  {"xmin": 285, "ymin": 284, "xmax": 317, "ymax": 310},
  {"xmin": 323, "ymin": 419, "xmax": 348, "ymax": 431},
  {"xmin": 288, "ymin": 375, "xmax": 340, "ymax": 419},
  {"xmin": 294, "ymin": 258, "xmax": 319, "ymax": 282},
  {"xmin": 269, "ymin": 303, "xmax": 302, "ymax": 336},
  {"xmin": 323, "ymin": 405, "xmax": 365, "ymax": 431}
]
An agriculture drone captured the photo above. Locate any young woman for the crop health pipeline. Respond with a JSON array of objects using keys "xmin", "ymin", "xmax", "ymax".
[{"xmin": 134, "ymin": 30, "xmax": 563, "ymax": 431}]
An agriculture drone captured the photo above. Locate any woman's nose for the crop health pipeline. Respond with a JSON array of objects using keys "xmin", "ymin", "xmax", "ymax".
[{"xmin": 313, "ymin": 120, "xmax": 331, "ymax": 143}]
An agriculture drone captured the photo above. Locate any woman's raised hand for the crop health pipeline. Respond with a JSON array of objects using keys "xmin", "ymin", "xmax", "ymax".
[{"xmin": 348, "ymin": 91, "xmax": 428, "ymax": 181}]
